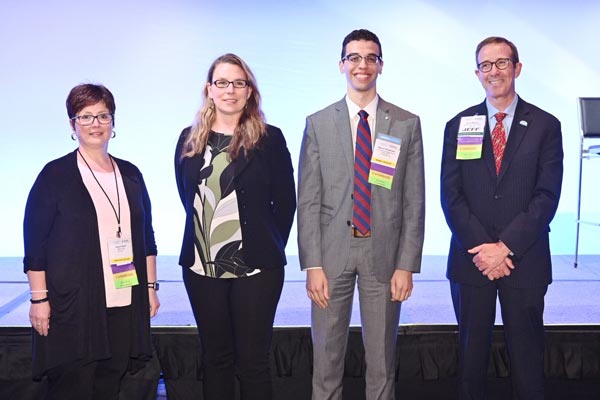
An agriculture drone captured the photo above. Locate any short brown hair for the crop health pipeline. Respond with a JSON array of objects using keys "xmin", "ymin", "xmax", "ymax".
[
  {"xmin": 66, "ymin": 84, "xmax": 116, "ymax": 122},
  {"xmin": 475, "ymin": 36, "xmax": 519, "ymax": 64}
]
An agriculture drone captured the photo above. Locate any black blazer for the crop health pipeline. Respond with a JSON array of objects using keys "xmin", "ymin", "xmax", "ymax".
[
  {"xmin": 441, "ymin": 97, "xmax": 563, "ymax": 288},
  {"xmin": 175, "ymin": 124, "xmax": 296, "ymax": 270},
  {"xmin": 23, "ymin": 150, "xmax": 156, "ymax": 378}
]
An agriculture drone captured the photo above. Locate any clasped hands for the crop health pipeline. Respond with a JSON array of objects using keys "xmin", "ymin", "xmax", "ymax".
[{"xmin": 468, "ymin": 242, "xmax": 514, "ymax": 280}]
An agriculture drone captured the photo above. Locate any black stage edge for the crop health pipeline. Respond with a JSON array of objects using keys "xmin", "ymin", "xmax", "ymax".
[{"xmin": 2, "ymin": 325, "xmax": 600, "ymax": 400}]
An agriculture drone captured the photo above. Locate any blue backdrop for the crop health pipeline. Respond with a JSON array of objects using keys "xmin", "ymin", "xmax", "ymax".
[{"xmin": 1, "ymin": 0, "xmax": 599, "ymax": 256}]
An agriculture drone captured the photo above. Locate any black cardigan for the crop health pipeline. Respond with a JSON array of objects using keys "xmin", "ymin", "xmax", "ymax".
[
  {"xmin": 23, "ymin": 150, "xmax": 156, "ymax": 379},
  {"xmin": 174, "ymin": 124, "xmax": 296, "ymax": 270}
]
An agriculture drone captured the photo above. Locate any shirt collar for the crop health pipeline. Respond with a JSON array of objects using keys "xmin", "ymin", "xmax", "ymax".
[
  {"xmin": 345, "ymin": 95, "xmax": 379, "ymax": 119},
  {"xmin": 486, "ymin": 94, "xmax": 518, "ymax": 120}
]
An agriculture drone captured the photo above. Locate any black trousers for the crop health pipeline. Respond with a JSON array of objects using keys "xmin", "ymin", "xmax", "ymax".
[
  {"xmin": 183, "ymin": 267, "xmax": 284, "ymax": 400},
  {"xmin": 451, "ymin": 280, "xmax": 547, "ymax": 400},
  {"xmin": 45, "ymin": 305, "xmax": 132, "ymax": 400}
]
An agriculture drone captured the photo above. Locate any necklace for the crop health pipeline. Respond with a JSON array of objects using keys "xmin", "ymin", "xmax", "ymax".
[{"xmin": 77, "ymin": 149, "xmax": 122, "ymax": 238}]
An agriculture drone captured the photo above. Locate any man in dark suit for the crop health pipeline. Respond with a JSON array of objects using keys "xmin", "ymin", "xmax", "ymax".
[
  {"xmin": 298, "ymin": 29, "xmax": 425, "ymax": 400},
  {"xmin": 441, "ymin": 36, "xmax": 563, "ymax": 399}
]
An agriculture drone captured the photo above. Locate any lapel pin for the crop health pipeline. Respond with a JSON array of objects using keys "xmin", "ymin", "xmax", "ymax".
[{"xmin": 519, "ymin": 120, "xmax": 528, "ymax": 126}]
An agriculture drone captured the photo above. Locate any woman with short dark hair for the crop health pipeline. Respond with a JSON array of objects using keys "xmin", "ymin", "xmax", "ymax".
[{"xmin": 24, "ymin": 83, "xmax": 159, "ymax": 400}]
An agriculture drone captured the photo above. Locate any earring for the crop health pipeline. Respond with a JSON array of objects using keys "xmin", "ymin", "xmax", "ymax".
[
  {"xmin": 111, "ymin": 131, "xmax": 116, "ymax": 138},
  {"xmin": 71, "ymin": 132, "xmax": 77, "ymax": 141}
]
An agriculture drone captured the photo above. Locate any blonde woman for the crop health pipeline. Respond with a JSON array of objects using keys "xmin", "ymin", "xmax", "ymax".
[{"xmin": 174, "ymin": 54, "xmax": 296, "ymax": 400}]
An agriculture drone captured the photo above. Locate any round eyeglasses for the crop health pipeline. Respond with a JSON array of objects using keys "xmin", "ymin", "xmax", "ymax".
[
  {"xmin": 71, "ymin": 113, "xmax": 113, "ymax": 126},
  {"xmin": 342, "ymin": 53, "xmax": 382, "ymax": 65},
  {"xmin": 477, "ymin": 58, "xmax": 514, "ymax": 73},
  {"xmin": 212, "ymin": 79, "xmax": 248, "ymax": 89}
]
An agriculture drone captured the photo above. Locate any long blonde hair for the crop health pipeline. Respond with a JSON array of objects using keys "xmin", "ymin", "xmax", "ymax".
[{"xmin": 180, "ymin": 53, "xmax": 267, "ymax": 160}]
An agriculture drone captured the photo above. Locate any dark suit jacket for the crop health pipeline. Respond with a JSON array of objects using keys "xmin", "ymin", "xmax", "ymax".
[
  {"xmin": 23, "ymin": 150, "xmax": 156, "ymax": 379},
  {"xmin": 441, "ymin": 97, "xmax": 563, "ymax": 288},
  {"xmin": 175, "ymin": 124, "xmax": 296, "ymax": 270}
]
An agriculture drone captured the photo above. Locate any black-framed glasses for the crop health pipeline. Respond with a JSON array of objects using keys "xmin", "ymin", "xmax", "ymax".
[
  {"xmin": 71, "ymin": 113, "xmax": 113, "ymax": 126},
  {"xmin": 477, "ymin": 58, "xmax": 514, "ymax": 73},
  {"xmin": 342, "ymin": 53, "xmax": 382, "ymax": 65},
  {"xmin": 212, "ymin": 79, "xmax": 249, "ymax": 89}
]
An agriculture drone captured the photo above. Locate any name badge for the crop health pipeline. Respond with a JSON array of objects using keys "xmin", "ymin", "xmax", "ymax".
[
  {"xmin": 108, "ymin": 236, "xmax": 139, "ymax": 289},
  {"xmin": 456, "ymin": 115, "xmax": 486, "ymax": 160},
  {"xmin": 368, "ymin": 133, "xmax": 401, "ymax": 190}
]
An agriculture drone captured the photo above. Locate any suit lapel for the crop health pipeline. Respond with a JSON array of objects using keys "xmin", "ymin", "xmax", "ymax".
[
  {"xmin": 473, "ymin": 101, "xmax": 498, "ymax": 179},
  {"xmin": 334, "ymin": 99, "xmax": 355, "ymax": 179},
  {"xmin": 375, "ymin": 99, "xmax": 391, "ymax": 137},
  {"xmin": 371, "ymin": 99, "xmax": 392, "ymax": 199},
  {"xmin": 498, "ymin": 98, "xmax": 530, "ymax": 180}
]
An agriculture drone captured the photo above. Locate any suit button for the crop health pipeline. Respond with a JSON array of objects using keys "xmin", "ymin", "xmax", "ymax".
[
  {"xmin": 242, "ymin": 204, "xmax": 247, "ymax": 209},
  {"xmin": 347, "ymin": 220, "xmax": 351, "ymax": 226},
  {"xmin": 240, "ymin": 189, "xmax": 246, "ymax": 194}
]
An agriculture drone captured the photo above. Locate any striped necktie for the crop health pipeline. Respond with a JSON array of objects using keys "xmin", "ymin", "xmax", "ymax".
[{"xmin": 352, "ymin": 110, "xmax": 372, "ymax": 235}]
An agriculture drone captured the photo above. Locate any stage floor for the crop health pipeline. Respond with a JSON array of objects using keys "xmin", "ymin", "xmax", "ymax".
[{"xmin": 2, "ymin": 254, "xmax": 600, "ymax": 327}]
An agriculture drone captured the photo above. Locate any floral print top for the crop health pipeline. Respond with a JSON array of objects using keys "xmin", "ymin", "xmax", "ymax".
[{"xmin": 190, "ymin": 132, "xmax": 260, "ymax": 278}]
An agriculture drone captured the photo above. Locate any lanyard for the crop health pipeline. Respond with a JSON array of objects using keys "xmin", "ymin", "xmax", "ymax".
[{"xmin": 78, "ymin": 149, "xmax": 122, "ymax": 238}]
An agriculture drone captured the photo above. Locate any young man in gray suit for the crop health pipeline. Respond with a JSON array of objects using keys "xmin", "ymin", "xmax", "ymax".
[{"xmin": 297, "ymin": 29, "xmax": 425, "ymax": 400}]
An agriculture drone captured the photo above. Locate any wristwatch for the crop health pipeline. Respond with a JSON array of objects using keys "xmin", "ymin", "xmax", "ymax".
[{"xmin": 147, "ymin": 282, "xmax": 160, "ymax": 290}]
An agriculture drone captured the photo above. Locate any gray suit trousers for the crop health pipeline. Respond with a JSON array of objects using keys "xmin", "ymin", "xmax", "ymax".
[{"xmin": 311, "ymin": 238, "xmax": 401, "ymax": 400}]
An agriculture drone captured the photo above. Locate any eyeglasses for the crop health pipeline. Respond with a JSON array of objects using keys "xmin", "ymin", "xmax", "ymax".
[
  {"xmin": 71, "ymin": 113, "xmax": 113, "ymax": 126},
  {"xmin": 342, "ymin": 53, "xmax": 382, "ymax": 65},
  {"xmin": 477, "ymin": 58, "xmax": 514, "ymax": 73},
  {"xmin": 212, "ymin": 79, "xmax": 249, "ymax": 89}
]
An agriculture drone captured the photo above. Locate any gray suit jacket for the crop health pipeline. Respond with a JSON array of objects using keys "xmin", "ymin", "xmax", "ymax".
[{"xmin": 297, "ymin": 97, "xmax": 425, "ymax": 283}]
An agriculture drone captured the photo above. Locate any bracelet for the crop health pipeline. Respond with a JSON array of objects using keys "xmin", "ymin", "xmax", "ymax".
[
  {"xmin": 30, "ymin": 290, "xmax": 48, "ymax": 293},
  {"xmin": 30, "ymin": 297, "xmax": 49, "ymax": 304}
]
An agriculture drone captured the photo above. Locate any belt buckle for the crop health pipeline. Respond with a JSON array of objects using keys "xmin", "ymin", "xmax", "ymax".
[{"xmin": 351, "ymin": 227, "xmax": 371, "ymax": 238}]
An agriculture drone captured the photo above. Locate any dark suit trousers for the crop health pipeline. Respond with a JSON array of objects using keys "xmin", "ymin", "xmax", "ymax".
[
  {"xmin": 450, "ymin": 280, "xmax": 547, "ymax": 400},
  {"xmin": 183, "ymin": 267, "xmax": 284, "ymax": 400}
]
